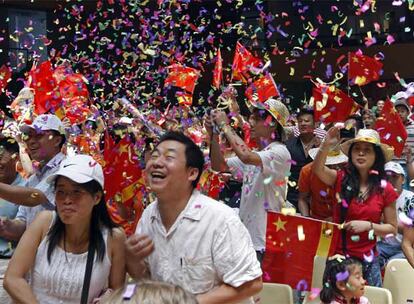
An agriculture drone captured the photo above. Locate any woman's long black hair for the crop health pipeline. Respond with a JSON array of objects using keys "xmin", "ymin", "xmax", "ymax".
[{"xmin": 47, "ymin": 178, "xmax": 116, "ymax": 263}]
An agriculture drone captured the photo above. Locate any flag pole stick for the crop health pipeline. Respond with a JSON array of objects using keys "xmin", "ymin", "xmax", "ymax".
[
  {"xmin": 118, "ymin": 97, "xmax": 163, "ymax": 137},
  {"xmin": 358, "ymin": 86, "xmax": 369, "ymax": 109}
]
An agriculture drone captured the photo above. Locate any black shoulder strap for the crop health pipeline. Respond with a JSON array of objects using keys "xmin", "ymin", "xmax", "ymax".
[{"xmin": 80, "ymin": 241, "xmax": 95, "ymax": 304}]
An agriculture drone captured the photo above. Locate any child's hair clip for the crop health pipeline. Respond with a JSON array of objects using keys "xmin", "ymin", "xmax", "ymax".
[{"xmin": 122, "ymin": 283, "xmax": 137, "ymax": 300}]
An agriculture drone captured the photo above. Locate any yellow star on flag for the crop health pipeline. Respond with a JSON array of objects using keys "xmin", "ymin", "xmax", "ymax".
[
  {"xmin": 273, "ymin": 217, "xmax": 287, "ymax": 232},
  {"xmin": 118, "ymin": 144, "xmax": 129, "ymax": 154}
]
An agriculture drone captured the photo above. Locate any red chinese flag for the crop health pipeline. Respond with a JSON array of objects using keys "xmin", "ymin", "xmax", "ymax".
[
  {"xmin": 245, "ymin": 74, "xmax": 279, "ymax": 103},
  {"xmin": 348, "ymin": 52, "xmax": 383, "ymax": 86},
  {"xmin": 0, "ymin": 64, "xmax": 11, "ymax": 92},
  {"xmin": 165, "ymin": 64, "xmax": 199, "ymax": 94},
  {"xmin": 103, "ymin": 133, "xmax": 145, "ymax": 236},
  {"xmin": 198, "ymin": 170, "xmax": 225, "ymax": 200},
  {"xmin": 212, "ymin": 48, "xmax": 223, "ymax": 89},
  {"xmin": 263, "ymin": 212, "xmax": 340, "ymax": 290},
  {"xmin": 312, "ymin": 84, "xmax": 359, "ymax": 123},
  {"xmin": 176, "ymin": 91, "xmax": 193, "ymax": 106},
  {"xmin": 374, "ymin": 99, "xmax": 407, "ymax": 157},
  {"xmin": 29, "ymin": 61, "xmax": 62, "ymax": 115},
  {"xmin": 232, "ymin": 42, "xmax": 262, "ymax": 83},
  {"xmin": 57, "ymin": 72, "xmax": 91, "ymax": 124}
]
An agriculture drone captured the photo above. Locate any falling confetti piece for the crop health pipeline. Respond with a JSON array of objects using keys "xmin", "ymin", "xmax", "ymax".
[
  {"xmin": 368, "ymin": 229, "xmax": 375, "ymax": 240},
  {"xmin": 336, "ymin": 270, "xmax": 349, "ymax": 281},
  {"xmin": 351, "ymin": 235, "xmax": 360, "ymax": 242},
  {"xmin": 296, "ymin": 279, "xmax": 308, "ymax": 291},
  {"xmin": 363, "ymin": 250, "xmax": 374, "ymax": 263},
  {"xmin": 297, "ymin": 225, "xmax": 305, "ymax": 241},
  {"xmin": 281, "ymin": 207, "xmax": 296, "ymax": 216}
]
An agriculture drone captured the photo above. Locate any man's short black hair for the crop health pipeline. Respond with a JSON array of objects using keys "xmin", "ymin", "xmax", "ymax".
[
  {"xmin": 0, "ymin": 136, "xmax": 19, "ymax": 155},
  {"xmin": 156, "ymin": 131, "xmax": 204, "ymax": 188},
  {"xmin": 297, "ymin": 108, "xmax": 314, "ymax": 119}
]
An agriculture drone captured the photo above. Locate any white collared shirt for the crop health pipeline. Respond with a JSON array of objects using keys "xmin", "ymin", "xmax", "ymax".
[
  {"xmin": 136, "ymin": 190, "xmax": 262, "ymax": 301},
  {"xmin": 226, "ymin": 141, "xmax": 291, "ymax": 251}
]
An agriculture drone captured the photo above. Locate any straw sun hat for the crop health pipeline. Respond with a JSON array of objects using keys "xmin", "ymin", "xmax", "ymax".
[
  {"xmin": 308, "ymin": 146, "xmax": 348, "ymax": 165},
  {"xmin": 250, "ymin": 98, "xmax": 290, "ymax": 127},
  {"xmin": 340, "ymin": 129, "xmax": 394, "ymax": 162}
]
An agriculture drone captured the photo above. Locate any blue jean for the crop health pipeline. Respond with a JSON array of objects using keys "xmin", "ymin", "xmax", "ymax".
[
  {"xmin": 361, "ymin": 255, "xmax": 382, "ymax": 287},
  {"xmin": 377, "ymin": 241, "xmax": 405, "ymax": 268}
]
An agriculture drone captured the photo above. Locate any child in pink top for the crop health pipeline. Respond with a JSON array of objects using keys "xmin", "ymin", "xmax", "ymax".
[{"xmin": 320, "ymin": 256, "xmax": 370, "ymax": 304}]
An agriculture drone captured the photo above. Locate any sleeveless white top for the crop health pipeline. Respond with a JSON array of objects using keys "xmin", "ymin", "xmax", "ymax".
[{"xmin": 29, "ymin": 213, "xmax": 112, "ymax": 304}]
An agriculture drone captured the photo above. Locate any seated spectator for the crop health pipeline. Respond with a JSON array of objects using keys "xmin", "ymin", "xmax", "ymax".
[
  {"xmin": 126, "ymin": 131, "xmax": 262, "ymax": 304},
  {"xmin": 320, "ymin": 256, "xmax": 369, "ymax": 304},
  {"xmin": 101, "ymin": 280, "xmax": 198, "ymax": 304},
  {"xmin": 393, "ymin": 94, "xmax": 414, "ymax": 189},
  {"xmin": 0, "ymin": 135, "xmax": 26, "ymax": 304},
  {"xmin": 0, "ymin": 114, "xmax": 67, "ymax": 242},
  {"xmin": 402, "ymin": 200, "xmax": 414, "ymax": 268},
  {"xmin": 4, "ymin": 154, "xmax": 125, "ymax": 304},
  {"xmin": 0, "ymin": 136, "xmax": 25, "ymax": 258},
  {"xmin": 378, "ymin": 162, "xmax": 414, "ymax": 268},
  {"xmin": 298, "ymin": 146, "xmax": 348, "ymax": 220}
]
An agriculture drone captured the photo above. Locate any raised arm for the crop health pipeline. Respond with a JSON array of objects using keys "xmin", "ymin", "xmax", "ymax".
[
  {"xmin": 0, "ymin": 183, "xmax": 48, "ymax": 207},
  {"xmin": 312, "ymin": 127, "xmax": 340, "ymax": 187},
  {"xmin": 212, "ymin": 110, "xmax": 262, "ymax": 167},
  {"xmin": 205, "ymin": 115, "xmax": 228, "ymax": 172}
]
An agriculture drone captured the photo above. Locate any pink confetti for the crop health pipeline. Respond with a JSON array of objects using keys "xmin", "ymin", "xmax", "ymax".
[
  {"xmin": 386, "ymin": 34, "xmax": 395, "ymax": 45},
  {"xmin": 363, "ymin": 250, "xmax": 374, "ymax": 263}
]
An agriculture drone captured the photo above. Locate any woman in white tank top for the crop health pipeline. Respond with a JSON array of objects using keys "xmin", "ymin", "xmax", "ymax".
[{"xmin": 4, "ymin": 154, "xmax": 126, "ymax": 303}]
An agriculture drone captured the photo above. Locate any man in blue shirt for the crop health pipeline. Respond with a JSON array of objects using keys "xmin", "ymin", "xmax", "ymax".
[
  {"xmin": 0, "ymin": 136, "xmax": 25, "ymax": 257},
  {"xmin": 0, "ymin": 114, "xmax": 66, "ymax": 241}
]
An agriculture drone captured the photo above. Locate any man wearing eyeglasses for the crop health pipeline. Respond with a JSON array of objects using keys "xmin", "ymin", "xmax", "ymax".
[{"xmin": 0, "ymin": 114, "xmax": 66, "ymax": 241}]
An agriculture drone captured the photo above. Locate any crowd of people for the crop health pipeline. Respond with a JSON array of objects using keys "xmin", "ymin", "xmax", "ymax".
[{"xmin": 0, "ymin": 82, "xmax": 413, "ymax": 304}]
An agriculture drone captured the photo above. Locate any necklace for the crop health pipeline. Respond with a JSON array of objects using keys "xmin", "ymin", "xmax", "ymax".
[{"xmin": 357, "ymin": 187, "xmax": 370, "ymax": 203}]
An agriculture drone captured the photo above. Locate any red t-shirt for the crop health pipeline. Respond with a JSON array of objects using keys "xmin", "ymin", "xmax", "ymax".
[
  {"xmin": 333, "ymin": 170, "xmax": 398, "ymax": 259},
  {"xmin": 298, "ymin": 162, "xmax": 333, "ymax": 220}
]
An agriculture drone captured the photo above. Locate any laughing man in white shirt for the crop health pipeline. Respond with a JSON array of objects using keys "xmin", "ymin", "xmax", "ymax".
[{"xmin": 126, "ymin": 131, "xmax": 262, "ymax": 304}]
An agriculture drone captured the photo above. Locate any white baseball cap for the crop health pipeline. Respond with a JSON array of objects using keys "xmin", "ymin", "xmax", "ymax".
[
  {"xmin": 47, "ymin": 154, "xmax": 104, "ymax": 188},
  {"xmin": 20, "ymin": 114, "xmax": 65, "ymax": 136},
  {"xmin": 385, "ymin": 161, "xmax": 405, "ymax": 177}
]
